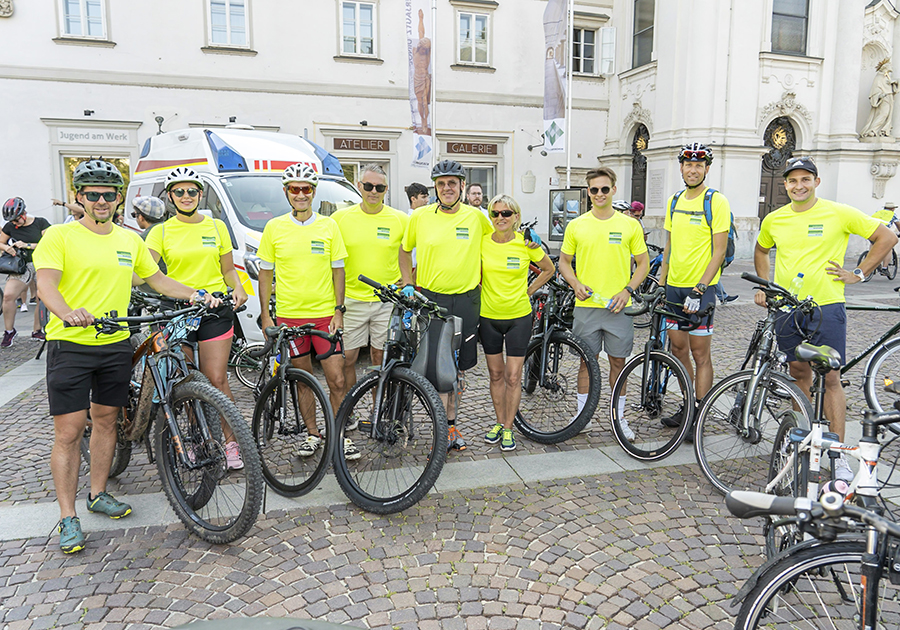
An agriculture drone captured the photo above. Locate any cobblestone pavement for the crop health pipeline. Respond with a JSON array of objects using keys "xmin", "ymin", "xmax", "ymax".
[{"xmin": 2, "ymin": 264, "xmax": 900, "ymax": 629}]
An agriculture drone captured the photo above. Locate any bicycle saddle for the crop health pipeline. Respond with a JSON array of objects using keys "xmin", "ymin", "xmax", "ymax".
[{"xmin": 794, "ymin": 342, "xmax": 841, "ymax": 371}]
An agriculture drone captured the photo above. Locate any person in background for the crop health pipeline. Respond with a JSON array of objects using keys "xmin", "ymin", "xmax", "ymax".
[
  {"xmin": 405, "ymin": 182, "xmax": 430, "ymax": 212},
  {"xmin": 872, "ymin": 201, "xmax": 900, "ymax": 270},
  {"xmin": 466, "ymin": 182, "xmax": 486, "ymax": 212},
  {"xmin": 53, "ymin": 198, "xmax": 85, "ymax": 223},
  {"xmin": 131, "ymin": 196, "xmax": 167, "ymax": 241},
  {"xmin": 1, "ymin": 197, "xmax": 51, "ymax": 346}
]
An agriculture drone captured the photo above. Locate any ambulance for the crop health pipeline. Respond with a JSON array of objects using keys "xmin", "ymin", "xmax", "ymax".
[{"xmin": 124, "ymin": 126, "xmax": 362, "ymax": 341}]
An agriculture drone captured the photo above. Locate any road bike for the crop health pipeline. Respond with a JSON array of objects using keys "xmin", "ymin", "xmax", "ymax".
[
  {"xmin": 332, "ymin": 276, "xmax": 449, "ymax": 514},
  {"xmin": 693, "ymin": 273, "xmax": 815, "ymax": 495},
  {"xmin": 856, "ymin": 246, "xmax": 898, "ymax": 281},
  {"xmin": 78, "ymin": 298, "xmax": 263, "ymax": 543}
]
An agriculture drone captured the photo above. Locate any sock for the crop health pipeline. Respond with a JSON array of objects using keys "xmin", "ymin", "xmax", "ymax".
[
  {"xmin": 576, "ymin": 393, "xmax": 587, "ymax": 415},
  {"xmin": 617, "ymin": 396, "xmax": 626, "ymax": 420}
]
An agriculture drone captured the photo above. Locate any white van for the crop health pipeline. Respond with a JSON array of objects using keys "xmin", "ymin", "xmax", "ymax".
[{"xmin": 124, "ymin": 126, "xmax": 362, "ymax": 342}]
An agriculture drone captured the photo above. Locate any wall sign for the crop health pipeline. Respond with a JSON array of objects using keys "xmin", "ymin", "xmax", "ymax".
[
  {"xmin": 447, "ymin": 142, "xmax": 498, "ymax": 155},
  {"xmin": 648, "ymin": 169, "xmax": 666, "ymax": 208},
  {"xmin": 56, "ymin": 128, "xmax": 131, "ymax": 145},
  {"xmin": 333, "ymin": 138, "xmax": 390, "ymax": 151}
]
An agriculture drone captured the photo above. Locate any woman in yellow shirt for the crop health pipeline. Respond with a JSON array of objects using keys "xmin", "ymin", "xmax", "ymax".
[
  {"xmin": 146, "ymin": 167, "xmax": 249, "ymax": 469},
  {"xmin": 480, "ymin": 195, "xmax": 554, "ymax": 451}
]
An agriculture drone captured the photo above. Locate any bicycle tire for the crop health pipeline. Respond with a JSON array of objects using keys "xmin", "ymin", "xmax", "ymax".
[
  {"xmin": 156, "ymin": 379, "xmax": 263, "ymax": 543},
  {"xmin": 333, "ymin": 367, "xmax": 448, "ymax": 514},
  {"xmin": 514, "ymin": 330, "xmax": 600, "ymax": 443},
  {"xmin": 763, "ymin": 410, "xmax": 807, "ymax": 559},
  {"xmin": 232, "ymin": 342, "xmax": 266, "ymax": 390},
  {"xmin": 732, "ymin": 541, "xmax": 900, "ymax": 629},
  {"xmin": 80, "ymin": 410, "xmax": 132, "ymax": 479},
  {"xmin": 694, "ymin": 369, "xmax": 813, "ymax": 495},
  {"xmin": 633, "ymin": 276, "xmax": 658, "ymax": 329},
  {"xmin": 864, "ymin": 336, "xmax": 900, "ymax": 414},
  {"xmin": 251, "ymin": 367, "xmax": 333, "ymax": 497},
  {"xmin": 858, "ymin": 250, "xmax": 876, "ymax": 281},
  {"xmin": 610, "ymin": 350, "xmax": 693, "ymax": 460},
  {"xmin": 889, "ymin": 249, "xmax": 899, "ymax": 280}
]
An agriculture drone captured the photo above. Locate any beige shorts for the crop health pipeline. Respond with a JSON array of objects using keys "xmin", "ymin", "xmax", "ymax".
[{"xmin": 342, "ymin": 297, "xmax": 393, "ymax": 350}]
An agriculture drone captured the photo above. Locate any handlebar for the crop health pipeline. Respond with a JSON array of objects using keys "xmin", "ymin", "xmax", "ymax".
[
  {"xmin": 741, "ymin": 272, "xmax": 817, "ymax": 313},
  {"xmin": 249, "ymin": 323, "xmax": 342, "ymax": 362},
  {"xmin": 621, "ymin": 287, "xmax": 714, "ymax": 331},
  {"xmin": 67, "ymin": 302, "xmax": 204, "ymax": 333},
  {"xmin": 358, "ymin": 275, "xmax": 450, "ymax": 318}
]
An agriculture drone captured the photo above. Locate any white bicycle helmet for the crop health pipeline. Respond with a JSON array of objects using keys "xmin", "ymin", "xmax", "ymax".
[
  {"xmin": 165, "ymin": 167, "xmax": 204, "ymax": 191},
  {"xmin": 282, "ymin": 163, "xmax": 319, "ymax": 187},
  {"xmin": 132, "ymin": 196, "xmax": 166, "ymax": 221},
  {"xmin": 612, "ymin": 200, "xmax": 632, "ymax": 212}
]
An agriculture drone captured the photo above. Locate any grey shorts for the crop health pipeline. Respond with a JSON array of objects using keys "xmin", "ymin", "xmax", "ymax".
[{"xmin": 572, "ymin": 306, "xmax": 634, "ymax": 358}]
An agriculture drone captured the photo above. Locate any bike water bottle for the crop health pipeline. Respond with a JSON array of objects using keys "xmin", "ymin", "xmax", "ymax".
[
  {"xmin": 788, "ymin": 273, "xmax": 804, "ymax": 298},
  {"xmin": 587, "ymin": 289, "xmax": 611, "ymax": 309},
  {"xmin": 270, "ymin": 351, "xmax": 281, "ymax": 376},
  {"xmin": 819, "ymin": 479, "xmax": 849, "ymax": 498}
]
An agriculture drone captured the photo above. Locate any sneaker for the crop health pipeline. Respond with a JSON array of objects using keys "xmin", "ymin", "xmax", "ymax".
[
  {"xmin": 86, "ymin": 492, "xmax": 132, "ymax": 519},
  {"xmin": 297, "ymin": 434, "xmax": 323, "ymax": 458},
  {"xmin": 448, "ymin": 425, "xmax": 467, "ymax": 452},
  {"xmin": 345, "ymin": 412, "xmax": 359, "ymax": 432},
  {"xmin": 660, "ymin": 404, "xmax": 685, "ymax": 428},
  {"xmin": 19, "ymin": 303, "xmax": 27, "ymax": 313},
  {"xmin": 485, "ymin": 423, "xmax": 503, "ymax": 445},
  {"xmin": 58, "ymin": 516, "xmax": 86, "ymax": 554},
  {"xmin": 225, "ymin": 441, "xmax": 244, "ymax": 470},
  {"xmin": 31, "ymin": 330, "xmax": 45, "ymax": 341},
  {"xmin": 684, "ymin": 419, "xmax": 696, "ymax": 444},
  {"xmin": 500, "ymin": 429, "xmax": 516, "ymax": 452},
  {"xmin": 723, "ymin": 294, "xmax": 739, "ymax": 304},
  {"xmin": 1, "ymin": 329, "xmax": 16, "ymax": 348},
  {"xmin": 618, "ymin": 418, "xmax": 635, "ymax": 442},
  {"xmin": 343, "ymin": 438, "xmax": 361, "ymax": 461},
  {"xmin": 834, "ymin": 454, "xmax": 854, "ymax": 483}
]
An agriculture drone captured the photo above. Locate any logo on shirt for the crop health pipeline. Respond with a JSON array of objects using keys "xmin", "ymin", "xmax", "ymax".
[
  {"xmin": 116, "ymin": 250, "xmax": 133, "ymax": 267},
  {"xmin": 376, "ymin": 227, "xmax": 390, "ymax": 240},
  {"xmin": 608, "ymin": 232, "xmax": 623, "ymax": 245},
  {"xmin": 506, "ymin": 256, "xmax": 520, "ymax": 270},
  {"xmin": 456, "ymin": 227, "xmax": 469, "ymax": 240},
  {"xmin": 201, "ymin": 236, "xmax": 217, "ymax": 248},
  {"xmin": 689, "ymin": 215, "xmax": 703, "ymax": 226},
  {"xmin": 310, "ymin": 240, "xmax": 326, "ymax": 255},
  {"xmin": 808, "ymin": 223, "xmax": 824, "ymax": 238}
]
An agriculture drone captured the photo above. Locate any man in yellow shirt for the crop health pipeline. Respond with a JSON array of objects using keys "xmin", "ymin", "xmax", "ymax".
[
  {"xmin": 755, "ymin": 156, "xmax": 896, "ymax": 475},
  {"xmin": 658, "ymin": 143, "xmax": 730, "ymax": 433},
  {"xmin": 559, "ymin": 167, "xmax": 648, "ymax": 440},
  {"xmin": 332, "ymin": 164, "xmax": 409, "ymax": 405},
  {"xmin": 34, "ymin": 159, "xmax": 216, "ymax": 553}
]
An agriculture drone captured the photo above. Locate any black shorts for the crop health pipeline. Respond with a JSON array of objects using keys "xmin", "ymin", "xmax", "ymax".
[
  {"xmin": 186, "ymin": 310, "xmax": 234, "ymax": 343},
  {"xmin": 665, "ymin": 285, "xmax": 717, "ymax": 336},
  {"xmin": 776, "ymin": 303, "xmax": 847, "ymax": 364},
  {"xmin": 479, "ymin": 315, "xmax": 532, "ymax": 357},
  {"xmin": 419, "ymin": 287, "xmax": 481, "ymax": 371},
  {"xmin": 46, "ymin": 339, "xmax": 132, "ymax": 416}
]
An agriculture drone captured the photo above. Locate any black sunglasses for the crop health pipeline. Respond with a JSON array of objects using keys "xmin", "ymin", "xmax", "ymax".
[
  {"xmin": 589, "ymin": 186, "xmax": 611, "ymax": 196},
  {"xmin": 361, "ymin": 182, "xmax": 387, "ymax": 193},
  {"xmin": 490, "ymin": 210, "xmax": 515, "ymax": 218},
  {"xmin": 171, "ymin": 188, "xmax": 201, "ymax": 198},
  {"xmin": 83, "ymin": 191, "xmax": 118, "ymax": 202}
]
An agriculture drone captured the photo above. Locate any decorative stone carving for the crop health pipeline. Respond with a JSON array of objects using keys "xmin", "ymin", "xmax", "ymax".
[
  {"xmin": 861, "ymin": 59, "xmax": 899, "ymax": 138},
  {"xmin": 758, "ymin": 91, "xmax": 813, "ymax": 130},
  {"xmin": 871, "ymin": 161, "xmax": 898, "ymax": 199},
  {"xmin": 623, "ymin": 102, "xmax": 652, "ymax": 134},
  {"xmin": 0, "ymin": 1, "xmax": 13, "ymax": 18},
  {"xmin": 863, "ymin": 0, "xmax": 898, "ymax": 66}
]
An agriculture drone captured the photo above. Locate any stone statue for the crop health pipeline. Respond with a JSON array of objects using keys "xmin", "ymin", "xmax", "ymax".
[
  {"xmin": 0, "ymin": 0, "xmax": 13, "ymax": 18},
  {"xmin": 861, "ymin": 59, "xmax": 899, "ymax": 138}
]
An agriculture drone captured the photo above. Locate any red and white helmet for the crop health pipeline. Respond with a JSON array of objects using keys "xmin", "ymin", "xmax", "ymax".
[{"xmin": 2, "ymin": 197, "xmax": 25, "ymax": 222}]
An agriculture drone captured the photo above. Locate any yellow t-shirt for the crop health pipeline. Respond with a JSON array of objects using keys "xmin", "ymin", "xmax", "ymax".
[
  {"xmin": 561, "ymin": 210, "xmax": 647, "ymax": 308},
  {"xmin": 480, "ymin": 233, "xmax": 547, "ymax": 319},
  {"xmin": 331, "ymin": 204, "xmax": 409, "ymax": 302},
  {"xmin": 33, "ymin": 222, "xmax": 159, "ymax": 345},
  {"xmin": 145, "ymin": 216, "xmax": 231, "ymax": 293},
  {"xmin": 872, "ymin": 208, "xmax": 896, "ymax": 225},
  {"xmin": 758, "ymin": 198, "xmax": 880, "ymax": 306},
  {"xmin": 663, "ymin": 188, "xmax": 731, "ymax": 287},
  {"xmin": 402, "ymin": 203, "xmax": 493, "ymax": 293},
  {"xmin": 258, "ymin": 213, "xmax": 347, "ymax": 318}
]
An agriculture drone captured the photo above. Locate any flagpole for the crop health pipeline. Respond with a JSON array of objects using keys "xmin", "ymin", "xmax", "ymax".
[
  {"xmin": 431, "ymin": 0, "xmax": 437, "ymax": 167},
  {"xmin": 564, "ymin": 0, "xmax": 574, "ymax": 188}
]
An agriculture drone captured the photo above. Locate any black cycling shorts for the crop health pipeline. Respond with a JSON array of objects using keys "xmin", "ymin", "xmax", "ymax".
[
  {"xmin": 46, "ymin": 339, "xmax": 132, "ymax": 416},
  {"xmin": 419, "ymin": 287, "xmax": 481, "ymax": 371},
  {"xmin": 185, "ymin": 310, "xmax": 234, "ymax": 343},
  {"xmin": 479, "ymin": 315, "xmax": 532, "ymax": 357}
]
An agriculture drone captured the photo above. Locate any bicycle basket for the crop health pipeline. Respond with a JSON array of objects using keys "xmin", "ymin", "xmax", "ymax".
[{"xmin": 411, "ymin": 315, "xmax": 462, "ymax": 393}]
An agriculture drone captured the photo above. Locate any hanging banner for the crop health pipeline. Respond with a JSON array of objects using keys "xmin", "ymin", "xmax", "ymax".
[
  {"xmin": 407, "ymin": 1, "xmax": 433, "ymax": 168},
  {"xmin": 543, "ymin": 0, "xmax": 567, "ymax": 154}
]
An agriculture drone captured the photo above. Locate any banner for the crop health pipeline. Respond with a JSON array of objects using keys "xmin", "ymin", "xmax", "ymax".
[
  {"xmin": 543, "ymin": 0, "xmax": 567, "ymax": 154},
  {"xmin": 407, "ymin": 0, "xmax": 433, "ymax": 168}
]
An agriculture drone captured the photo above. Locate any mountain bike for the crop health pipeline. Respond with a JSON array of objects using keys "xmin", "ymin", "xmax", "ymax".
[
  {"xmin": 856, "ymin": 246, "xmax": 898, "ymax": 280},
  {"xmin": 633, "ymin": 242, "xmax": 663, "ymax": 329},
  {"xmin": 332, "ymin": 276, "xmax": 449, "ymax": 514},
  {"xmin": 78, "ymin": 300, "xmax": 263, "ymax": 543},
  {"xmin": 247, "ymin": 323, "xmax": 341, "ymax": 497},
  {"xmin": 229, "ymin": 295, "xmax": 276, "ymax": 390},
  {"xmin": 693, "ymin": 273, "xmax": 815, "ymax": 496}
]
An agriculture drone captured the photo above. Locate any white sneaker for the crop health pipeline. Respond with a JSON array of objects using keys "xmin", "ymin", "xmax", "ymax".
[
  {"xmin": 833, "ymin": 455, "xmax": 854, "ymax": 483},
  {"xmin": 297, "ymin": 434, "xmax": 323, "ymax": 458},
  {"xmin": 343, "ymin": 438, "xmax": 361, "ymax": 461},
  {"xmin": 19, "ymin": 303, "xmax": 28, "ymax": 313},
  {"xmin": 581, "ymin": 417, "xmax": 593, "ymax": 432},
  {"xmin": 618, "ymin": 418, "xmax": 635, "ymax": 442},
  {"xmin": 345, "ymin": 412, "xmax": 359, "ymax": 432}
]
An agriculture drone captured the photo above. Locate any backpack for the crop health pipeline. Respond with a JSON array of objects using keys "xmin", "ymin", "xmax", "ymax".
[{"xmin": 668, "ymin": 188, "xmax": 737, "ymax": 269}]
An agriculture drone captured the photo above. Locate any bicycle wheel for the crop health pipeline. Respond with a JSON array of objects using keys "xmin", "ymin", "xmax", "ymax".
[
  {"xmin": 889, "ymin": 249, "xmax": 899, "ymax": 280},
  {"xmin": 694, "ymin": 369, "xmax": 813, "ymax": 495},
  {"xmin": 610, "ymin": 350, "xmax": 693, "ymax": 460},
  {"xmin": 633, "ymin": 276, "xmax": 658, "ymax": 329},
  {"xmin": 251, "ymin": 367, "xmax": 333, "ymax": 497},
  {"xmin": 156, "ymin": 379, "xmax": 263, "ymax": 543},
  {"xmin": 763, "ymin": 410, "xmax": 807, "ymax": 559},
  {"xmin": 864, "ymin": 336, "xmax": 900, "ymax": 414},
  {"xmin": 80, "ymin": 410, "xmax": 132, "ymax": 479},
  {"xmin": 514, "ymin": 330, "xmax": 600, "ymax": 443},
  {"xmin": 232, "ymin": 342, "xmax": 266, "ymax": 390},
  {"xmin": 333, "ymin": 367, "xmax": 448, "ymax": 514},
  {"xmin": 733, "ymin": 541, "xmax": 900, "ymax": 629},
  {"xmin": 858, "ymin": 250, "xmax": 876, "ymax": 281}
]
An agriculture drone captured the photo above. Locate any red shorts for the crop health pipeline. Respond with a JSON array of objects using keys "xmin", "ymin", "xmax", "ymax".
[{"xmin": 277, "ymin": 316, "xmax": 340, "ymax": 358}]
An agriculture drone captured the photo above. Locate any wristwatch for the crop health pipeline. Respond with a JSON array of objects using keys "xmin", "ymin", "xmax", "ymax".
[
  {"xmin": 694, "ymin": 283, "xmax": 708, "ymax": 294},
  {"xmin": 624, "ymin": 286, "xmax": 635, "ymax": 296},
  {"xmin": 335, "ymin": 304, "xmax": 346, "ymax": 313},
  {"xmin": 852, "ymin": 268, "xmax": 867, "ymax": 283}
]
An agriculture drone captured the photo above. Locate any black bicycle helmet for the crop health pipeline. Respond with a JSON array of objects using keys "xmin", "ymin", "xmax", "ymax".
[
  {"xmin": 431, "ymin": 159, "xmax": 466, "ymax": 181},
  {"xmin": 2, "ymin": 197, "xmax": 26, "ymax": 222},
  {"xmin": 678, "ymin": 143, "xmax": 714, "ymax": 164},
  {"xmin": 73, "ymin": 159, "xmax": 125, "ymax": 190}
]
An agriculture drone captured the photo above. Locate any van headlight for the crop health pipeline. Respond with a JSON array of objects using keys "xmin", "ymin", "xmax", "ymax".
[{"xmin": 244, "ymin": 253, "xmax": 261, "ymax": 280}]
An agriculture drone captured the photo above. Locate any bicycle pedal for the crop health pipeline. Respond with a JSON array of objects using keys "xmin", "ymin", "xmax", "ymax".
[{"xmin": 840, "ymin": 378, "xmax": 850, "ymax": 389}]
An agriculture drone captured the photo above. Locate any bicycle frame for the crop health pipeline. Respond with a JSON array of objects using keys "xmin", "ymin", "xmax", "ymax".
[
  {"xmin": 843, "ymin": 303, "xmax": 900, "ymax": 375},
  {"xmin": 532, "ymin": 278, "xmax": 573, "ymax": 389}
]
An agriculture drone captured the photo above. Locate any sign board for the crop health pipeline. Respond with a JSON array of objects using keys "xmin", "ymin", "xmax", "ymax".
[
  {"xmin": 333, "ymin": 138, "xmax": 390, "ymax": 152},
  {"xmin": 447, "ymin": 142, "xmax": 498, "ymax": 155},
  {"xmin": 648, "ymin": 169, "xmax": 666, "ymax": 208},
  {"xmin": 56, "ymin": 128, "xmax": 132, "ymax": 145}
]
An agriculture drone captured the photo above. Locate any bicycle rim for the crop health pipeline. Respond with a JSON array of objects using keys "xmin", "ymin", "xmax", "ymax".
[
  {"xmin": 233, "ymin": 342, "xmax": 266, "ymax": 390},
  {"xmin": 763, "ymin": 410, "xmax": 805, "ymax": 559},
  {"xmin": 865, "ymin": 338, "xmax": 900, "ymax": 416}
]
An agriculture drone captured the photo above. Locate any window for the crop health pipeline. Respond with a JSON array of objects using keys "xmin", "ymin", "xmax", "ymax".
[
  {"xmin": 772, "ymin": 0, "xmax": 808, "ymax": 55},
  {"xmin": 632, "ymin": 0, "xmax": 654, "ymax": 68},
  {"xmin": 573, "ymin": 28, "xmax": 596, "ymax": 74},
  {"xmin": 463, "ymin": 166, "xmax": 495, "ymax": 203},
  {"xmin": 342, "ymin": 1, "xmax": 375, "ymax": 56},
  {"xmin": 60, "ymin": 0, "xmax": 106, "ymax": 39},
  {"xmin": 209, "ymin": 0, "xmax": 247, "ymax": 47},
  {"xmin": 599, "ymin": 27, "xmax": 616, "ymax": 75},
  {"xmin": 458, "ymin": 12, "xmax": 489, "ymax": 65}
]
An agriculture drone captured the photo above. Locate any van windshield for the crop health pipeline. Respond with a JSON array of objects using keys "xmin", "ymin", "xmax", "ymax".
[{"xmin": 220, "ymin": 175, "xmax": 361, "ymax": 231}]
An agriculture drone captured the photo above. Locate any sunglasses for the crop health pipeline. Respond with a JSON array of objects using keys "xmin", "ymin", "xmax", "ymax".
[
  {"xmin": 287, "ymin": 184, "xmax": 315, "ymax": 195},
  {"xmin": 83, "ymin": 191, "xmax": 118, "ymax": 202},
  {"xmin": 682, "ymin": 150, "xmax": 708, "ymax": 161},
  {"xmin": 490, "ymin": 210, "xmax": 516, "ymax": 218},
  {"xmin": 589, "ymin": 186, "xmax": 611, "ymax": 196},
  {"xmin": 171, "ymin": 188, "xmax": 201, "ymax": 198},
  {"xmin": 361, "ymin": 182, "xmax": 387, "ymax": 193}
]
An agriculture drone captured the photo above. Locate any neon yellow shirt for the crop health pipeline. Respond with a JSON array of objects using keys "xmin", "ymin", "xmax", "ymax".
[
  {"xmin": 561, "ymin": 210, "xmax": 647, "ymax": 308},
  {"xmin": 480, "ymin": 233, "xmax": 546, "ymax": 319},
  {"xmin": 145, "ymin": 216, "xmax": 231, "ymax": 293},
  {"xmin": 663, "ymin": 187, "xmax": 731, "ymax": 287},
  {"xmin": 332, "ymin": 204, "xmax": 409, "ymax": 302},
  {"xmin": 758, "ymin": 198, "xmax": 880, "ymax": 306},
  {"xmin": 402, "ymin": 203, "xmax": 492, "ymax": 293},
  {"xmin": 872, "ymin": 208, "xmax": 896, "ymax": 225},
  {"xmin": 33, "ymin": 222, "xmax": 158, "ymax": 345},
  {"xmin": 258, "ymin": 213, "xmax": 347, "ymax": 318}
]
